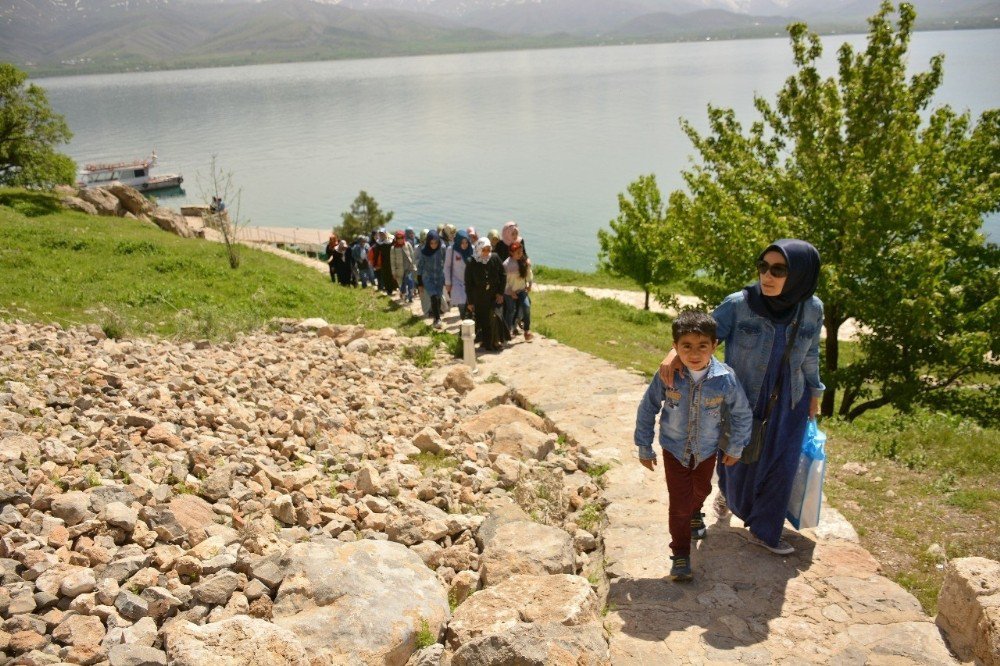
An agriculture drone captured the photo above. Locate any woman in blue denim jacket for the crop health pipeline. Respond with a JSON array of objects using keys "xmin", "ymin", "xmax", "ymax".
[{"xmin": 663, "ymin": 239, "xmax": 824, "ymax": 555}]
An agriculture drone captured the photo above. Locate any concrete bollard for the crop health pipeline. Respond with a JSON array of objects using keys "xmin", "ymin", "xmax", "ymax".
[{"xmin": 461, "ymin": 319, "xmax": 476, "ymax": 371}]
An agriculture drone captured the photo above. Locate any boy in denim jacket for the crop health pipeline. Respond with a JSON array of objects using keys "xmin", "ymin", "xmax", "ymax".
[{"xmin": 634, "ymin": 310, "xmax": 752, "ymax": 581}]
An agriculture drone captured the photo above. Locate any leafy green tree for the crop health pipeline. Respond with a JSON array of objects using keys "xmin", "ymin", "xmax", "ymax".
[
  {"xmin": 666, "ymin": 2, "xmax": 999, "ymax": 420},
  {"xmin": 0, "ymin": 63, "xmax": 75, "ymax": 187},
  {"xmin": 338, "ymin": 190, "xmax": 394, "ymax": 240},
  {"xmin": 598, "ymin": 174, "xmax": 683, "ymax": 311}
]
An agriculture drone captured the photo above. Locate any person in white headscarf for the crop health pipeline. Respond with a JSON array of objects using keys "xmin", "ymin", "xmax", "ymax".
[
  {"xmin": 464, "ymin": 238, "xmax": 509, "ymax": 351},
  {"xmin": 496, "ymin": 220, "xmax": 527, "ymax": 262}
]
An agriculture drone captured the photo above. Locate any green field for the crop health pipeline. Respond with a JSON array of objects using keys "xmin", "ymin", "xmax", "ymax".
[{"xmin": 0, "ymin": 189, "xmax": 425, "ymax": 340}]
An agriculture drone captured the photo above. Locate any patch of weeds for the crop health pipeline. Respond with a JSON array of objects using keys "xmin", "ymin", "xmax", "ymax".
[
  {"xmin": 85, "ymin": 471, "xmax": 102, "ymax": 487},
  {"xmin": 448, "ymin": 590, "xmax": 461, "ymax": 612},
  {"xmin": 429, "ymin": 330, "xmax": 462, "ymax": 358},
  {"xmin": 601, "ymin": 602, "xmax": 617, "ymax": 617},
  {"xmin": 484, "ymin": 373, "xmax": 504, "ymax": 384},
  {"xmin": 586, "ymin": 462, "xmax": 611, "ymax": 478},
  {"xmin": 577, "ymin": 502, "xmax": 603, "ymax": 532},
  {"xmin": 402, "ymin": 343, "xmax": 437, "ymax": 368},
  {"xmin": 414, "ymin": 619, "xmax": 436, "ymax": 650},
  {"xmin": 52, "ymin": 476, "xmax": 69, "ymax": 491},
  {"xmin": 410, "ymin": 451, "xmax": 458, "ymax": 473},
  {"xmin": 101, "ymin": 311, "xmax": 129, "ymax": 340},
  {"xmin": 114, "ymin": 240, "xmax": 160, "ymax": 256},
  {"xmin": 173, "ymin": 482, "xmax": 196, "ymax": 495},
  {"xmin": 512, "ymin": 467, "xmax": 566, "ymax": 526},
  {"xmin": 531, "ymin": 405, "xmax": 546, "ymax": 418},
  {"xmin": 947, "ymin": 488, "xmax": 1000, "ymax": 510},
  {"xmin": 930, "ymin": 471, "xmax": 958, "ymax": 494}
]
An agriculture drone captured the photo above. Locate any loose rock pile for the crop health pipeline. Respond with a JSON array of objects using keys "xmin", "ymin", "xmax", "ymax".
[{"xmin": 0, "ymin": 319, "xmax": 611, "ymax": 665}]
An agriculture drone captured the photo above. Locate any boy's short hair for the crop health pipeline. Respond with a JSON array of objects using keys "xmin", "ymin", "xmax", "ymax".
[{"xmin": 672, "ymin": 310, "xmax": 717, "ymax": 343}]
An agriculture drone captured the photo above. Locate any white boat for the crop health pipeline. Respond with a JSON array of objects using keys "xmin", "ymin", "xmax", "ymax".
[{"xmin": 76, "ymin": 151, "xmax": 183, "ymax": 192}]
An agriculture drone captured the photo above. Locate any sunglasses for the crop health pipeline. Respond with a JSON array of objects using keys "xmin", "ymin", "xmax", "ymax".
[{"xmin": 756, "ymin": 259, "xmax": 789, "ymax": 278}]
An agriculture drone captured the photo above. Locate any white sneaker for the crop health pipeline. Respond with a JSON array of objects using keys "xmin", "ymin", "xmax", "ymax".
[{"xmin": 748, "ymin": 533, "xmax": 795, "ymax": 555}]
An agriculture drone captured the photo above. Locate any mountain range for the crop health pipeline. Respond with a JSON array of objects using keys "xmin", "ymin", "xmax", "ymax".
[{"xmin": 2, "ymin": 0, "xmax": 995, "ymax": 76}]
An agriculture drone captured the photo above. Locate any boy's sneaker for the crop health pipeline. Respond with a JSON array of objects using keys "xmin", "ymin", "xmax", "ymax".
[
  {"xmin": 748, "ymin": 533, "xmax": 795, "ymax": 555},
  {"xmin": 714, "ymin": 493, "xmax": 730, "ymax": 519},
  {"xmin": 669, "ymin": 555, "xmax": 693, "ymax": 582},
  {"xmin": 690, "ymin": 512, "xmax": 706, "ymax": 540}
]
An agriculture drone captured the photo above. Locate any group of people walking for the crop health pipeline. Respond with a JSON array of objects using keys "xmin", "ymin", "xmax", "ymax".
[{"xmin": 325, "ymin": 221, "xmax": 533, "ymax": 350}]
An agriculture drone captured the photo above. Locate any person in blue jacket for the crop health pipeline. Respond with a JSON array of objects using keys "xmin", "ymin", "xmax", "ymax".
[
  {"xmin": 636, "ymin": 310, "xmax": 752, "ymax": 582},
  {"xmin": 661, "ymin": 239, "xmax": 825, "ymax": 556},
  {"xmin": 416, "ymin": 230, "xmax": 447, "ymax": 328}
]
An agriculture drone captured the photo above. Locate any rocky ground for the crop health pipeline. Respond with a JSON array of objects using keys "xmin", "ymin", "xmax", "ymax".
[{"xmin": 0, "ymin": 319, "xmax": 613, "ymax": 665}]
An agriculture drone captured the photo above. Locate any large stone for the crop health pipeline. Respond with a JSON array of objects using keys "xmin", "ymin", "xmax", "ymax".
[
  {"xmin": 1, "ymin": 434, "xmax": 40, "ymax": 466},
  {"xmin": 148, "ymin": 206, "xmax": 194, "ymax": 238},
  {"xmin": 107, "ymin": 644, "xmax": 168, "ymax": 666},
  {"xmin": 447, "ymin": 574, "xmax": 600, "ymax": 649},
  {"xmin": 479, "ymin": 521, "xmax": 574, "ymax": 587},
  {"xmin": 62, "ymin": 196, "xmax": 99, "ymax": 216},
  {"xmin": 490, "ymin": 421, "xmax": 555, "ymax": 461},
  {"xmin": 167, "ymin": 494, "xmax": 216, "ymax": 542},
  {"xmin": 108, "ymin": 184, "xmax": 154, "ymax": 216},
  {"xmin": 442, "ymin": 366, "xmax": 475, "ymax": 394},
  {"xmin": 476, "ymin": 505, "xmax": 531, "ymax": 550},
  {"xmin": 163, "ymin": 616, "xmax": 308, "ymax": 666},
  {"xmin": 272, "ymin": 540, "xmax": 449, "ymax": 665},
  {"xmin": 451, "ymin": 622, "xmax": 610, "ymax": 666},
  {"xmin": 52, "ymin": 614, "xmax": 106, "ymax": 647},
  {"xmin": 937, "ymin": 556, "xmax": 1000, "ymax": 665},
  {"xmin": 78, "ymin": 187, "xmax": 123, "ymax": 216},
  {"xmin": 412, "ymin": 427, "xmax": 446, "ymax": 455},
  {"xmin": 457, "ymin": 404, "xmax": 548, "ymax": 439}
]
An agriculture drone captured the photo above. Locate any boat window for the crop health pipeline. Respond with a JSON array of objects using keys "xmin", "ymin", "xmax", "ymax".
[
  {"xmin": 112, "ymin": 170, "xmax": 123, "ymax": 180},
  {"xmin": 134, "ymin": 169, "xmax": 146, "ymax": 178}
]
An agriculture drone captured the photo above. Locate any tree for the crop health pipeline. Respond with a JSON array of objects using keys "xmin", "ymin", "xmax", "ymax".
[
  {"xmin": 0, "ymin": 63, "xmax": 76, "ymax": 187},
  {"xmin": 337, "ymin": 191, "xmax": 393, "ymax": 240},
  {"xmin": 197, "ymin": 155, "xmax": 248, "ymax": 269},
  {"xmin": 598, "ymin": 174, "xmax": 684, "ymax": 311},
  {"xmin": 666, "ymin": 2, "xmax": 999, "ymax": 420}
]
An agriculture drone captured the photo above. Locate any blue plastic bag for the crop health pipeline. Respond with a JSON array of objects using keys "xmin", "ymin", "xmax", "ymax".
[{"xmin": 786, "ymin": 419, "xmax": 827, "ymax": 530}]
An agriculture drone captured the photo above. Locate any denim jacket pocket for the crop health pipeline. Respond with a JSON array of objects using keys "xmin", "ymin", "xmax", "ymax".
[{"xmin": 735, "ymin": 321, "xmax": 763, "ymax": 350}]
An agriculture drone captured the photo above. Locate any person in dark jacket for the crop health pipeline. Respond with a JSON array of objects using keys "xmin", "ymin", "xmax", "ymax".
[
  {"xmin": 465, "ymin": 237, "xmax": 509, "ymax": 351},
  {"xmin": 375, "ymin": 229, "xmax": 396, "ymax": 294},
  {"xmin": 331, "ymin": 240, "xmax": 354, "ymax": 286}
]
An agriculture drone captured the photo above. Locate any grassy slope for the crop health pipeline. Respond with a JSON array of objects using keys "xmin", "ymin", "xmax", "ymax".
[
  {"xmin": 1, "ymin": 189, "xmax": 996, "ymax": 613},
  {"xmin": 0, "ymin": 189, "xmax": 426, "ymax": 339}
]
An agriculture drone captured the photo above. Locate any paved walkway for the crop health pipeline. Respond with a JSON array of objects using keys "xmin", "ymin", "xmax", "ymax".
[{"xmin": 241, "ymin": 243, "xmax": 954, "ymax": 663}]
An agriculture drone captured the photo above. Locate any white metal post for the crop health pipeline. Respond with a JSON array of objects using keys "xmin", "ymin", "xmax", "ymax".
[{"xmin": 461, "ymin": 319, "xmax": 476, "ymax": 371}]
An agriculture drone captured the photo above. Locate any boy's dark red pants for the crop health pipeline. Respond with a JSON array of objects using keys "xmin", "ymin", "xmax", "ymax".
[{"xmin": 663, "ymin": 452, "xmax": 715, "ymax": 556}]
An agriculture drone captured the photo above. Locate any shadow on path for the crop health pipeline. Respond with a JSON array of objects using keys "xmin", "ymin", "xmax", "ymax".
[{"xmin": 610, "ymin": 521, "xmax": 817, "ymax": 651}]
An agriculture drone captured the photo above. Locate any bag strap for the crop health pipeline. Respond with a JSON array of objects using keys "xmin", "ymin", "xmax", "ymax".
[{"xmin": 759, "ymin": 304, "xmax": 803, "ymax": 422}]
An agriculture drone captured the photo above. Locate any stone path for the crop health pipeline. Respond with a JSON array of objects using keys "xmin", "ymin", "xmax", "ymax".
[
  {"xmin": 471, "ymin": 335, "xmax": 956, "ymax": 664},
  {"xmin": 238, "ymin": 244, "xmax": 953, "ymax": 663}
]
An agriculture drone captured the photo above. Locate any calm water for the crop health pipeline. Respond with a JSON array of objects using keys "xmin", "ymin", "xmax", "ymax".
[{"xmin": 42, "ymin": 30, "xmax": 1000, "ymax": 269}]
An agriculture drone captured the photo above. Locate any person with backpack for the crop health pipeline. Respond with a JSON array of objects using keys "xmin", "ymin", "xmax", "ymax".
[{"xmin": 352, "ymin": 236, "xmax": 374, "ymax": 288}]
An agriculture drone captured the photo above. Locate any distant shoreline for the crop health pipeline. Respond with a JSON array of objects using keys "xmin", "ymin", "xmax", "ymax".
[{"xmin": 27, "ymin": 23, "xmax": 999, "ymax": 80}]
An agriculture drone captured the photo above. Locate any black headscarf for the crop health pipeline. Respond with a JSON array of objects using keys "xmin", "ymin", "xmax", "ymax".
[
  {"xmin": 744, "ymin": 239, "xmax": 820, "ymax": 324},
  {"xmin": 421, "ymin": 229, "xmax": 442, "ymax": 257}
]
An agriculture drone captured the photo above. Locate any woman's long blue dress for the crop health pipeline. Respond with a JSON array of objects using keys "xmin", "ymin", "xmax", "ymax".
[{"xmin": 718, "ymin": 322, "xmax": 811, "ymax": 547}]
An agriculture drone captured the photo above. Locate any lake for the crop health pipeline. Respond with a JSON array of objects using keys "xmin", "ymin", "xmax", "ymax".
[{"xmin": 42, "ymin": 29, "xmax": 1000, "ymax": 270}]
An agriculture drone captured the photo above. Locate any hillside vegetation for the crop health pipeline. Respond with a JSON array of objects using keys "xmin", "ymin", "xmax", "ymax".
[{"xmin": 0, "ymin": 189, "xmax": 424, "ymax": 339}]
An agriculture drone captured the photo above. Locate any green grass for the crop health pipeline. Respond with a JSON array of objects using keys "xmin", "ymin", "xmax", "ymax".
[
  {"xmin": 534, "ymin": 264, "xmax": 688, "ymax": 295},
  {"xmin": 0, "ymin": 189, "xmax": 428, "ymax": 340},
  {"xmin": 531, "ymin": 289, "xmax": 675, "ymax": 377}
]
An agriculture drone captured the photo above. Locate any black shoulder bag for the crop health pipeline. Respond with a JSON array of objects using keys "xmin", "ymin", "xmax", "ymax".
[{"xmin": 740, "ymin": 307, "xmax": 803, "ymax": 465}]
